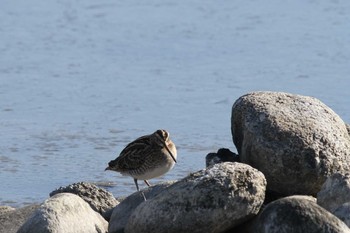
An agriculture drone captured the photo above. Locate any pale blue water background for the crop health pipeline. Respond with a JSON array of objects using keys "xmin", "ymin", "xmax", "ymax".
[{"xmin": 1, "ymin": 0, "xmax": 349, "ymax": 206}]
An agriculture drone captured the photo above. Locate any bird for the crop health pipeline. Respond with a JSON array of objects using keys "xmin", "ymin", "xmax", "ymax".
[{"xmin": 105, "ymin": 129, "xmax": 177, "ymax": 200}]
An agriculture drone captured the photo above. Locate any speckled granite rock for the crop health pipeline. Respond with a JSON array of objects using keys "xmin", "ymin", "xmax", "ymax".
[
  {"xmin": 231, "ymin": 91, "xmax": 350, "ymax": 196},
  {"xmin": 125, "ymin": 162, "xmax": 266, "ymax": 233},
  {"xmin": 50, "ymin": 182, "xmax": 119, "ymax": 220}
]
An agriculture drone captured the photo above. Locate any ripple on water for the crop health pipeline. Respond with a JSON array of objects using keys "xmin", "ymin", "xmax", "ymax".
[{"xmin": 0, "ymin": 155, "xmax": 20, "ymax": 173}]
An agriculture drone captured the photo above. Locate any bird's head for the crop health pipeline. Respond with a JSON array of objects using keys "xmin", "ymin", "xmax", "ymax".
[
  {"xmin": 104, "ymin": 159, "xmax": 118, "ymax": 171},
  {"xmin": 153, "ymin": 129, "xmax": 177, "ymax": 163},
  {"xmin": 154, "ymin": 129, "xmax": 170, "ymax": 142}
]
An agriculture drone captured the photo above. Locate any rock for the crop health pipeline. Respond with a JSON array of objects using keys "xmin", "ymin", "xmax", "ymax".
[
  {"xmin": 254, "ymin": 195, "xmax": 350, "ymax": 233},
  {"xmin": 125, "ymin": 162, "xmax": 266, "ymax": 233},
  {"xmin": 0, "ymin": 204, "xmax": 39, "ymax": 233},
  {"xmin": 205, "ymin": 148, "xmax": 239, "ymax": 167},
  {"xmin": 0, "ymin": 206, "xmax": 16, "ymax": 213},
  {"xmin": 108, "ymin": 181, "xmax": 176, "ymax": 233},
  {"xmin": 315, "ymin": 169, "xmax": 350, "ymax": 228},
  {"xmin": 346, "ymin": 123, "xmax": 350, "ymax": 137},
  {"xmin": 317, "ymin": 173, "xmax": 350, "ymax": 212},
  {"xmin": 50, "ymin": 182, "xmax": 119, "ymax": 220},
  {"xmin": 224, "ymin": 215, "xmax": 259, "ymax": 233},
  {"xmin": 231, "ymin": 91, "xmax": 350, "ymax": 196},
  {"xmin": 333, "ymin": 203, "xmax": 350, "ymax": 227},
  {"xmin": 17, "ymin": 193, "xmax": 108, "ymax": 233}
]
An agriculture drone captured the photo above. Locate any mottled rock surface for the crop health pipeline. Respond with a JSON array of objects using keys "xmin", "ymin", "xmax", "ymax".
[
  {"xmin": 0, "ymin": 206, "xmax": 15, "ymax": 213},
  {"xmin": 205, "ymin": 148, "xmax": 239, "ymax": 167},
  {"xmin": 231, "ymin": 91, "xmax": 350, "ymax": 196},
  {"xmin": 108, "ymin": 181, "xmax": 175, "ymax": 233},
  {"xmin": 333, "ymin": 202, "xmax": 350, "ymax": 227},
  {"xmin": 50, "ymin": 182, "xmax": 119, "ymax": 220},
  {"xmin": 317, "ymin": 173, "xmax": 350, "ymax": 212},
  {"xmin": 255, "ymin": 195, "xmax": 350, "ymax": 233},
  {"xmin": 125, "ymin": 162, "xmax": 266, "ymax": 233},
  {"xmin": 0, "ymin": 204, "xmax": 39, "ymax": 233},
  {"xmin": 346, "ymin": 123, "xmax": 350, "ymax": 136},
  {"xmin": 17, "ymin": 193, "xmax": 108, "ymax": 233}
]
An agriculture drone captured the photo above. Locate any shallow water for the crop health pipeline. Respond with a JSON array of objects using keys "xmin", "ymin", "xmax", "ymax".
[{"xmin": 1, "ymin": 0, "xmax": 350, "ymax": 206}]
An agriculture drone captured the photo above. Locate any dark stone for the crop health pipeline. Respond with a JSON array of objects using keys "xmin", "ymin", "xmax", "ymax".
[
  {"xmin": 254, "ymin": 195, "xmax": 350, "ymax": 233},
  {"xmin": 224, "ymin": 215, "xmax": 258, "ymax": 233}
]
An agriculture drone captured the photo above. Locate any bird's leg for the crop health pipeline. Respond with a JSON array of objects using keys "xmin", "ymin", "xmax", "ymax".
[
  {"xmin": 134, "ymin": 178, "xmax": 140, "ymax": 191},
  {"xmin": 144, "ymin": 180, "xmax": 151, "ymax": 186},
  {"xmin": 134, "ymin": 178, "xmax": 147, "ymax": 201}
]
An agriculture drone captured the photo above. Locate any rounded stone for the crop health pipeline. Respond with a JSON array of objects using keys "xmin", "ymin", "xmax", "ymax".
[
  {"xmin": 255, "ymin": 195, "xmax": 350, "ymax": 233},
  {"xmin": 17, "ymin": 193, "xmax": 108, "ymax": 233},
  {"xmin": 231, "ymin": 91, "xmax": 350, "ymax": 196},
  {"xmin": 125, "ymin": 162, "xmax": 266, "ymax": 233}
]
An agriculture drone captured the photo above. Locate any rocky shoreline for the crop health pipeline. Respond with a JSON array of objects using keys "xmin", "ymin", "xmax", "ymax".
[{"xmin": 2, "ymin": 91, "xmax": 350, "ymax": 233}]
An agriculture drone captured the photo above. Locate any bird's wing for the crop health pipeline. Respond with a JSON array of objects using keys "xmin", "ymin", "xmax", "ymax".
[{"xmin": 112, "ymin": 135, "xmax": 152, "ymax": 170}]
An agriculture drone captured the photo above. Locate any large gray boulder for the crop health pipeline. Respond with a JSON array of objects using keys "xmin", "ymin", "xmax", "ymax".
[
  {"xmin": 108, "ymin": 181, "xmax": 176, "ymax": 233},
  {"xmin": 317, "ymin": 173, "xmax": 350, "ymax": 212},
  {"xmin": 0, "ymin": 204, "xmax": 39, "ymax": 233},
  {"xmin": 125, "ymin": 162, "xmax": 266, "ymax": 233},
  {"xmin": 17, "ymin": 193, "xmax": 108, "ymax": 233},
  {"xmin": 254, "ymin": 195, "xmax": 350, "ymax": 233},
  {"xmin": 231, "ymin": 91, "xmax": 350, "ymax": 196},
  {"xmin": 50, "ymin": 182, "xmax": 119, "ymax": 221}
]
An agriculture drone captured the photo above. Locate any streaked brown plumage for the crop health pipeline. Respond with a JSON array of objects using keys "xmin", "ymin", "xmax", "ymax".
[{"xmin": 105, "ymin": 129, "xmax": 177, "ymax": 200}]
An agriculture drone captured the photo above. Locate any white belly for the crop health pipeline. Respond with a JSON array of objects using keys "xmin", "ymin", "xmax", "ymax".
[{"xmin": 132, "ymin": 161, "xmax": 175, "ymax": 180}]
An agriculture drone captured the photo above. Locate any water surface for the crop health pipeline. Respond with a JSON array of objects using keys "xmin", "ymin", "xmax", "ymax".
[{"xmin": 1, "ymin": 0, "xmax": 350, "ymax": 206}]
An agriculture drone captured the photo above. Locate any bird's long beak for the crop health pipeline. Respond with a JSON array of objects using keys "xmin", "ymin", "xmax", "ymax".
[
  {"xmin": 105, "ymin": 166, "xmax": 111, "ymax": 171},
  {"xmin": 163, "ymin": 142, "xmax": 177, "ymax": 163}
]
